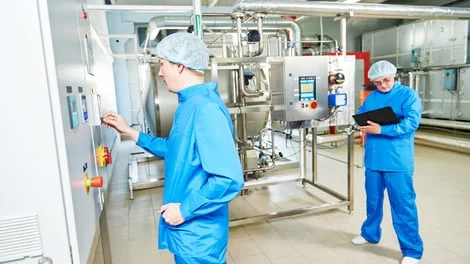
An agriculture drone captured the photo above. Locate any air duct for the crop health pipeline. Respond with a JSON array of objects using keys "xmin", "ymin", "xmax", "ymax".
[{"xmin": 233, "ymin": 0, "xmax": 470, "ymax": 20}]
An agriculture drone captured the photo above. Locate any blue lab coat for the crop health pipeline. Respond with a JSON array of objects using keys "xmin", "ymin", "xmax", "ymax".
[
  {"xmin": 357, "ymin": 82, "xmax": 423, "ymax": 259},
  {"xmin": 357, "ymin": 83, "xmax": 422, "ymax": 171},
  {"xmin": 136, "ymin": 82, "xmax": 244, "ymax": 262}
]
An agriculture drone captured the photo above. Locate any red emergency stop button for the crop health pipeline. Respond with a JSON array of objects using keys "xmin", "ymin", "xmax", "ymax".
[
  {"xmin": 89, "ymin": 176, "xmax": 103, "ymax": 187},
  {"xmin": 310, "ymin": 101, "xmax": 318, "ymax": 109},
  {"xmin": 84, "ymin": 175, "xmax": 103, "ymax": 194}
]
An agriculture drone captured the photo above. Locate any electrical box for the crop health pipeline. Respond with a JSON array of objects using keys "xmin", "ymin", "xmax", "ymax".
[
  {"xmin": 411, "ymin": 48, "xmax": 421, "ymax": 64},
  {"xmin": 328, "ymin": 93, "xmax": 348, "ymax": 107},
  {"xmin": 443, "ymin": 69, "xmax": 457, "ymax": 91},
  {"xmin": 270, "ymin": 55, "xmax": 355, "ymax": 127}
]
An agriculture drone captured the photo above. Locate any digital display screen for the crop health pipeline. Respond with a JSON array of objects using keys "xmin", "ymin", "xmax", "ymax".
[{"xmin": 299, "ymin": 76, "xmax": 316, "ymax": 101}]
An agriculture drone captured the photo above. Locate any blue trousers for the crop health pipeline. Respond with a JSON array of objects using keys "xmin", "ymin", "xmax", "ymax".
[
  {"xmin": 174, "ymin": 250, "xmax": 226, "ymax": 264},
  {"xmin": 361, "ymin": 169, "xmax": 423, "ymax": 259}
]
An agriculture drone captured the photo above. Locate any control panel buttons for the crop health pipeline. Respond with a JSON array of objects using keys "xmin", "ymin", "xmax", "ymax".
[
  {"xmin": 309, "ymin": 101, "xmax": 318, "ymax": 109},
  {"xmin": 96, "ymin": 145, "xmax": 112, "ymax": 167}
]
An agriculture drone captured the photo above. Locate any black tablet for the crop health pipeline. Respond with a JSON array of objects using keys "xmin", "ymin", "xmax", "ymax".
[{"xmin": 352, "ymin": 106, "xmax": 399, "ymax": 126}]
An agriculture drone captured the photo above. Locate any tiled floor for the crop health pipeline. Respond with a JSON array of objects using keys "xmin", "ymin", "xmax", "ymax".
[{"xmin": 95, "ymin": 138, "xmax": 470, "ymax": 264}]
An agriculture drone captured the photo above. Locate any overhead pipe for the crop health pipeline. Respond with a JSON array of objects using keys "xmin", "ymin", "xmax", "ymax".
[
  {"xmin": 232, "ymin": 1, "xmax": 470, "ymax": 20},
  {"xmin": 146, "ymin": 16, "xmax": 302, "ymax": 55},
  {"xmin": 86, "ymin": 4, "xmax": 193, "ymax": 13},
  {"xmin": 340, "ymin": 17, "xmax": 347, "ymax": 55},
  {"xmin": 192, "ymin": 0, "xmax": 203, "ymax": 38},
  {"xmin": 86, "ymin": 4, "xmax": 233, "ymax": 14}
]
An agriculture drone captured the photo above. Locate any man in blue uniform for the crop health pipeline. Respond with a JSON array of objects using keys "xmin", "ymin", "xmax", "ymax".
[
  {"xmin": 103, "ymin": 32, "xmax": 244, "ymax": 264},
  {"xmin": 352, "ymin": 60, "xmax": 424, "ymax": 264}
]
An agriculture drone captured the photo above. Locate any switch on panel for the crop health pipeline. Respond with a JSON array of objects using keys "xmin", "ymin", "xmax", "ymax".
[
  {"xmin": 67, "ymin": 95, "xmax": 80, "ymax": 129},
  {"xmin": 96, "ymin": 145, "xmax": 112, "ymax": 167}
]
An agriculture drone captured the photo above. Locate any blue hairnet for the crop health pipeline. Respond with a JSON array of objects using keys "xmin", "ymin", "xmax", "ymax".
[
  {"xmin": 368, "ymin": 60, "xmax": 397, "ymax": 81},
  {"xmin": 155, "ymin": 32, "xmax": 209, "ymax": 73}
]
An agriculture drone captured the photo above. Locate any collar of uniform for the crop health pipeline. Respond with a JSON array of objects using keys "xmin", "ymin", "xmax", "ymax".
[
  {"xmin": 177, "ymin": 82, "xmax": 217, "ymax": 103},
  {"xmin": 377, "ymin": 82, "xmax": 399, "ymax": 94}
]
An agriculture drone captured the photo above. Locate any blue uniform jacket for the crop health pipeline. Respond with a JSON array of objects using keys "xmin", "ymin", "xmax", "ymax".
[
  {"xmin": 357, "ymin": 83, "xmax": 422, "ymax": 171},
  {"xmin": 136, "ymin": 82, "xmax": 244, "ymax": 257}
]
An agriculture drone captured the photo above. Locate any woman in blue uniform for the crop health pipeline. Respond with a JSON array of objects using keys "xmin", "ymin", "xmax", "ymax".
[
  {"xmin": 103, "ymin": 32, "xmax": 244, "ymax": 264},
  {"xmin": 352, "ymin": 60, "xmax": 424, "ymax": 264}
]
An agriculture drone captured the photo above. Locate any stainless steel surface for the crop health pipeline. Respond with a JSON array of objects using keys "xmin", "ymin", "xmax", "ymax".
[
  {"xmin": 193, "ymin": 0, "xmax": 202, "ymax": 37},
  {"xmin": 146, "ymin": 16, "xmax": 302, "ymax": 55},
  {"xmin": 340, "ymin": 17, "xmax": 347, "ymax": 56},
  {"xmin": 364, "ymin": 19, "xmax": 470, "ymax": 67},
  {"xmin": 229, "ymin": 128, "xmax": 355, "ymax": 226},
  {"xmin": 347, "ymin": 129, "xmax": 355, "ymax": 212},
  {"xmin": 128, "ymin": 152, "xmax": 164, "ymax": 200},
  {"xmin": 413, "ymin": 69, "xmax": 469, "ymax": 121},
  {"xmin": 420, "ymin": 118, "xmax": 470, "ymax": 131},
  {"xmin": 271, "ymin": 55, "xmax": 356, "ymax": 125},
  {"xmin": 229, "ymin": 201, "xmax": 350, "ymax": 227},
  {"xmin": 233, "ymin": 1, "xmax": 470, "ymax": 19},
  {"xmin": 415, "ymin": 130, "xmax": 470, "ymax": 154}
]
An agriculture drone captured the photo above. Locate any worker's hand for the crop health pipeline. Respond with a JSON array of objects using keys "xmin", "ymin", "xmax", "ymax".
[
  {"xmin": 358, "ymin": 120, "xmax": 381, "ymax": 134},
  {"xmin": 101, "ymin": 112, "xmax": 139, "ymax": 141},
  {"xmin": 160, "ymin": 203, "xmax": 185, "ymax": 226}
]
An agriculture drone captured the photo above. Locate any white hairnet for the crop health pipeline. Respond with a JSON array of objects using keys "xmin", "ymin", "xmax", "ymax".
[
  {"xmin": 155, "ymin": 32, "xmax": 209, "ymax": 73},
  {"xmin": 368, "ymin": 60, "xmax": 397, "ymax": 81}
]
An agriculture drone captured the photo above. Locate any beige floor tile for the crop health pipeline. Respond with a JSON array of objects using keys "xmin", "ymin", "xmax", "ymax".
[
  {"xmin": 269, "ymin": 254, "xmax": 309, "ymax": 264},
  {"xmin": 233, "ymin": 254, "xmax": 271, "ymax": 264},
  {"xmin": 228, "ymin": 237, "xmax": 263, "ymax": 258},
  {"xmin": 306, "ymin": 255, "xmax": 349, "ymax": 264}
]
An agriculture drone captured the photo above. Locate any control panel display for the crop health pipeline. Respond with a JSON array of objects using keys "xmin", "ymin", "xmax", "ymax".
[{"xmin": 299, "ymin": 76, "xmax": 316, "ymax": 101}]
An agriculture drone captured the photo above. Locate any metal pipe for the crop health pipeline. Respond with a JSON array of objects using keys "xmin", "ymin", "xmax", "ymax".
[
  {"xmin": 230, "ymin": 201, "xmax": 350, "ymax": 227},
  {"xmin": 300, "ymin": 128, "xmax": 307, "ymax": 180},
  {"xmin": 415, "ymin": 132, "xmax": 470, "ymax": 154},
  {"xmin": 247, "ymin": 13, "xmax": 265, "ymax": 57},
  {"xmin": 146, "ymin": 16, "xmax": 302, "ymax": 55},
  {"xmin": 86, "ymin": 4, "xmax": 233, "ymax": 15},
  {"xmin": 312, "ymin": 128, "xmax": 318, "ymax": 183},
  {"xmin": 193, "ymin": 0, "xmax": 203, "ymax": 38},
  {"xmin": 233, "ymin": 1, "xmax": 470, "ymax": 19},
  {"xmin": 347, "ymin": 128, "xmax": 354, "ymax": 212},
  {"xmin": 340, "ymin": 17, "xmax": 347, "ymax": 55},
  {"xmin": 420, "ymin": 118, "xmax": 470, "ymax": 131},
  {"xmin": 233, "ymin": 14, "xmax": 248, "ymax": 171},
  {"xmin": 86, "ymin": 4, "xmax": 193, "ymax": 13},
  {"xmin": 267, "ymin": 34, "xmax": 286, "ymax": 57},
  {"xmin": 408, "ymin": 72, "xmax": 415, "ymax": 89}
]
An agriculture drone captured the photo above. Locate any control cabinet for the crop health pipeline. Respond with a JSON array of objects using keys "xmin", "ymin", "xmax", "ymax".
[{"xmin": 271, "ymin": 55, "xmax": 355, "ymax": 126}]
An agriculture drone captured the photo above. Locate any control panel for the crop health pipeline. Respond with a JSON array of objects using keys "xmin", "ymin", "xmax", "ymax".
[{"xmin": 270, "ymin": 55, "xmax": 355, "ymax": 126}]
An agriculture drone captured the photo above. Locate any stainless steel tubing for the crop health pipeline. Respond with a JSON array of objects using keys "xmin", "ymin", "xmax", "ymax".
[
  {"xmin": 347, "ymin": 128, "xmax": 354, "ymax": 212},
  {"xmin": 233, "ymin": 1, "xmax": 470, "ymax": 20},
  {"xmin": 415, "ymin": 131, "xmax": 470, "ymax": 154},
  {"xmin": 340, "ymin": 17, "xmax": 347, "ymax": 55},
  {"xmin": 300, "ymin": 128, "xmax": 307, "ymax": 179},
  {"xmin": 420, "ymin": 118, "xmax": 470, "ymax": 131},
  {"xmin": 229, "ymin": 201, "xmax": 350, "ymax": 227},
  {"xmin": 146, "ymin": 16, "xmax": 302, "ymax": 55}
]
